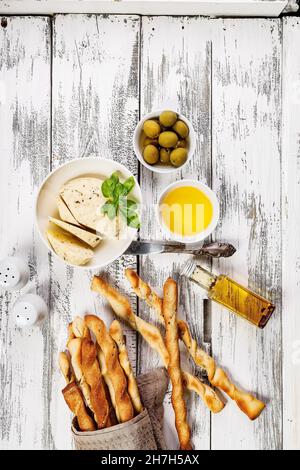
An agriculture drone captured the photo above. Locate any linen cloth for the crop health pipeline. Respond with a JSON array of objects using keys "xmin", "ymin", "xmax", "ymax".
[{"xmin": 71, "ymin": 368, "xmax": 169, "ymax": 450}]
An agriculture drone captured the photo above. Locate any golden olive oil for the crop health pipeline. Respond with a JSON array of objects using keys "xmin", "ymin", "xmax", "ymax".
[
  {"xmin": 182, "ymin": 262, "xmax": 275, "ymax": 328},
  {"xmin": 160, "ymin": 186, "xmax": 213, "ymax": 237}
]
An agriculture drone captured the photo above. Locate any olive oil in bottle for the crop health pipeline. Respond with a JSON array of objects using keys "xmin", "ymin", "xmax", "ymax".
[{"xmin": 182, "ymin": 261, "xmax": 275, "ymax": 328}]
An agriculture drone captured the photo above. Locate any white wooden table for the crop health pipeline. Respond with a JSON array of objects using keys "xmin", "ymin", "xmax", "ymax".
[{"xmin": 1, "ymin": 14, "xmax": 300, "ymax": 450}]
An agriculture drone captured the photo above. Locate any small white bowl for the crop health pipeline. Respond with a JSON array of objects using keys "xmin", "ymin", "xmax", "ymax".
[
  {"xmin": 157, "ymin": 179, "xmax": 219, "ymax": 244},
  {"xmin": 35, "ymin": 157, "xmax": 142, "ymax": 270},
  {"xmin": 133, "ymin": 109, "xmax": 196, "ymax": 174}
]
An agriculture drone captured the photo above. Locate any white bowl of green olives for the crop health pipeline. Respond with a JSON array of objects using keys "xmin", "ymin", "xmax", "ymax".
[{"xmin": 133, "ymin": 109, "xmax": 196, "ymax": 174}]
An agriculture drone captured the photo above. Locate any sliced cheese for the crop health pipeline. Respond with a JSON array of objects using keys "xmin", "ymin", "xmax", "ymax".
[
  {"xmin": 49, "ymin": 217, "xmax": 101, "ymax": 248},
  {"xmin": 56, "ymin": 196, "xmax": 79, "ymax": 225},
  {"xmin": 59, "ymin": 177, "xmax": 118, "ymax": 238},
  {"xmin": 47, "ymin": 228, "xmax": 93, "ymax": 266}
]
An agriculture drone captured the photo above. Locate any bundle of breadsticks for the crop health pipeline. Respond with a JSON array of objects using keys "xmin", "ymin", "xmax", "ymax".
[
  {"xmin": 59, "ymin": 315, "xmax": 143, "ymax": 432},
  {"xmin": 91, "ymin": 270, "xmax": 266, "ymax": 450}
]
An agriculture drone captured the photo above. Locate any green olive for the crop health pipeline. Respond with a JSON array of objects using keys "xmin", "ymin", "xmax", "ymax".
[
  {"xmin": 143, "ymin": 120, "xmax": 161, "ymax": 138},
  {"xmin": 160, "ymin": 148, "xmax": 170, "ymax": 164},
  {"xmin": 172, "ymin": 120, "xmax": 189, "ymax": 138},
  {"xmin": 143, "ymin": 144, "xmax": 159, "ymax": 165},
  {"xmin": 170, "ymin": 148, "xmax": 188, "ymax": 167},
  {"xmin": 143, "ymin": 136, "xmax": 159, "ymax": 147},
  {"xmin": 158, "ymin": 131, "xmax": 178, "ymax": 148},
  {"xmin": 176, "ymin": 139, "xmax": 187, "ymax": 149},
  {"xmin": 159, "ymin": 110, "xmax": 178, "ymax": 128}
]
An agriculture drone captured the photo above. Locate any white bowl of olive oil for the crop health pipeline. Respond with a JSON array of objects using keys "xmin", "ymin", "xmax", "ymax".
[{"xmin": 157, "ymin": 179, "xmax": 219, "ymax": 244}]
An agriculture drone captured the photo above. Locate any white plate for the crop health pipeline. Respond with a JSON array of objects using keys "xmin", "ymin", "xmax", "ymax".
[{"xmin": 35, "ymin": 157, "xmax": 142, "ymax": 270}]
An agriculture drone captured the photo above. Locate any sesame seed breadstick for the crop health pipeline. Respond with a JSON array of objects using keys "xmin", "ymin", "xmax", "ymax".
[
  {"xmin": 67, "ymin": 322, "xmax": 75, "ymax": 346},
  {"xmin": 163, "ymin": 278, "xmax": 192, "ymax": 450},
  {"xmin": 58, "ymin": 351, "xmax": 75, "ymax": 384},
  {"xmin": 109, "ymin": 320, "xmax": 143, "ymax": 415},
  {"xmin": 85, "ymin": 314, "xmax": 134, "ymax": 423},
  {"xmin": 72, "ymin": 316, "xmax": 91, "ymax": 340},
  {"xmin": 62, "ymin": 381, "xmax": 96, "ymax": 432},
  {"xmin": 178, "ymin": 321, "xmax": 265, "ymax": 420},
  {"xmin": 91, "ymin": 276, "xmax": 224, "ymax": 414},
  {"xmin": 68, "ymin": 338, "xmax": 94, "ymax": 413},
  {"xmin": 125, "ymin": 268, "xmax": 265, "ymax": 421},
  {"xmin": 97, "ymin": 345, "xmax": 119, "ymax": 421},
  {"xmin": 81, "ymin": 338, "xmax": 114, "ymax": 428}
]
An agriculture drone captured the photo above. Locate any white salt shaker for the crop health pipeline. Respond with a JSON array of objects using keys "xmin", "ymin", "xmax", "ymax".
[
  {"xmin": 12, "ymin": 293, "xmax": 48, "ymax": 328},
  {"xmin": 0, "ymin": 256, "xmax": 30, "ymax": 292}
]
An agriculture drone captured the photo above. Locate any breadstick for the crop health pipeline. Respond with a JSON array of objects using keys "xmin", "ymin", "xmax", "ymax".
[
  {"xmin": 72, "ymin": 316, "xmax": 91, "ymax": 340},
  {"xmin": 81, "ymin": 338, "xmax": 112, "ymax": 428},
  {"xmin": 85, "ymin": 315, "xmax": 134, "ymax": 423},
  {"xmin": 67, "ymin": 322, "xmax": 75, "ymax": 346},
  {"xmin": 96, "ymin": 346, "xmax": 118, "ymax": 420},
  {"xmin": 109, "ymin": 320, "xmax": 143, "ymax": 414},
  {"xmin": 59, "ymin": 351, "xmax": 75, "ymax": 383},
  {"xmin": 68, "ymin": 338, "xmax": 93, "ymax": 412},
  {"xmin": 91, "ymin": 276, "xmax": 224, "ymax": 414},
  {"xmin": 163, "ymin": 278, "xmax": 192, "ymax": 450},
  {"xmin": 135, "ymin": 316, "xmax": 223, "ymax": 413},
  {"xmin": 62, "ymin": 382, "xmax": 96, "ymax": 432},
  {"xmin": 125, "ymin": 268, "xmax": 265, "ymax": 421},
  {"xmin": 178, "ymin": 321, "xmax": 265, "ymax": 420},
  {"xmin": 71, "ymin": 317, "xmax": 117, "ymax": 426}
]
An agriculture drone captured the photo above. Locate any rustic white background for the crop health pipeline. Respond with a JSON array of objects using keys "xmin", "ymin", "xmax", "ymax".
[{"xmin": 0, "ymin": 14, "xmax": 300, "ymax": 450}]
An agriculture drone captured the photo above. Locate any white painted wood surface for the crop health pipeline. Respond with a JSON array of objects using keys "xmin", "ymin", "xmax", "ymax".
[
  {"xmin": 282, "ymin": 17, "xmax": 300, "ymax": 451},
  {"xmin": 211, "ymin": 19, "xmax": 282, "ymax": 450},
  {"xmin": 1, "ymin": 13, "xmax": 300, "ymax": 450},
  {"xmin": 0, "ymin": 16, "xmax": 51, "ymax": 449},
  {"xmin": 0, "ymin": 0, "xmax": 289, "ymax": 17},
  {"xmin": 51, "ymin": 14, "xmax": 140, "ymax": 450},
  {"xmin": 139, "ymin": 16, "xmax": 213, "ymax": 451}
]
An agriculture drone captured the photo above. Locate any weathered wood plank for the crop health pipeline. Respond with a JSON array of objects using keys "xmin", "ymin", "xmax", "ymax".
[
  {"xmin": 0, "ymin": 16, "xmax": 51, "ymax": 449},
  {"xmin": 282, "ymin": 17, "xmax": 300, "ymax": 451},
  {"xmin": 139, "ymin": 16, "xmax": 212, "ymax": 450},
  {"xmin": 211, "ymin": 19, "xmax": 282, "ymax": 450},
  {"xmin": 51, "ymin": 14, "xmax": 140, "ymax": 449}
]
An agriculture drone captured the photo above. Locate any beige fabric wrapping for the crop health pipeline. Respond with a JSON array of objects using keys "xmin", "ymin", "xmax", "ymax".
[{"xmin": 72, "ymin": 368, "xmax": 169, "ymax": 450}]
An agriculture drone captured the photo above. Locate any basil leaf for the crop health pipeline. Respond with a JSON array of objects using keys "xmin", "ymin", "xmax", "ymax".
[
  {"xmin": 111, "ymin": 172, "xmax": 119, "ymax": 184},
  {"xmin": 123, "ymin": 176, "xmax": 135, "ymax": 196},
  {"xmin": 101, "ymin": 179, "xmax": 116, "ymax": 198},
  {"xmin": 114, "ymin": 182, "xmax": 127, "ymax": 200},
  {"xmin": 126, "ymin": 199, "xmax": 137, "ymax": 211},
  {"xmin": 127, "ymin": 212, "xmax": 140, "ymax": 229},
  {"xmin": 101, "ymin": 202, "xmax": 117, "ymax": 220},
  {"xmin": 100, "ymin": 173, "xmax": 137, "ymax": 226}
]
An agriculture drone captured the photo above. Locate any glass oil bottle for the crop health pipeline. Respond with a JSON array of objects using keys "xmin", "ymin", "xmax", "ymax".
[{"xmin": 181, "ymin": 260, "xmax": 275, "ymax": 328}]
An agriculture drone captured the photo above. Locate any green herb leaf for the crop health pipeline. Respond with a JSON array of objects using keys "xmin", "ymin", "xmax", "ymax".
[
  {"xmin": 127, "ymin": 213, "xmax": 140, "ymax": 229},
  {"xmin": 100, "ymin": 173, "xmax": 139, "ymax": 229},
  {"xmin": 101, "ymin": 202, "xmax": 117, "ymax": 220},
  {"xmin": 101, "ymin": 172, "xmax": 120, "ymax": 198},
  {"xmin": 123, "ymin": 176, "xmax": 135, "ymax": 196},
  {"xmin": 114, "ymin": 182, "xmax": 127, "ymax": 200},
  {"xmin": 126, "ymin": 199, "xmax": 137, "ymax": 211}
]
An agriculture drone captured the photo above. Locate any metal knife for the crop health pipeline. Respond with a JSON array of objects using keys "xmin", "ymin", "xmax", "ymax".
[{"xmin": 124, "ymin": 240, "xmax": 236, "ymax": 258}]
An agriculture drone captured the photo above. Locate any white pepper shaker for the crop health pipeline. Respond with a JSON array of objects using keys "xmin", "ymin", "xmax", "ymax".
[
  {"xmin": 0, "ymin": 257, "xmax": 30, "ymax": 292},
  {"xmin": 12, "ymin": 293, "xmax": 48, "ymax": 328}
]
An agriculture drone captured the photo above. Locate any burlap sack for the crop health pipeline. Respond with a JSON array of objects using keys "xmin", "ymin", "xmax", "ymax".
[{"xmin": 71, "ymin": 368, "xmax": 169, "ymax": 450}]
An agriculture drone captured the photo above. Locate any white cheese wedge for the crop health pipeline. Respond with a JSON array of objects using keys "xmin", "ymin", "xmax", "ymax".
[
  {"xmin": 56, "ymin": 196, "xmax": 79, "ymax": 225},
  {"xmin": 47, "ymin": 228, "xmax": 93, "ymax": 266},
  {"xmin": 49, "ymin": 217, "xmax": 101, "ymax": 248},
  {"xmin": 59, "ymin": 177, "xmax": 118, "ymax": 239}
]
